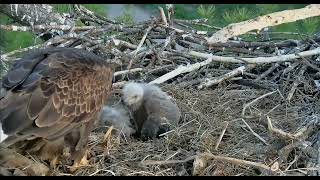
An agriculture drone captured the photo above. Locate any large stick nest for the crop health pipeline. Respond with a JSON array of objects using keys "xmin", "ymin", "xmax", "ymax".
[{"xmin": 1, "ymin": 4, "xmax": 320, "ymax": 176}]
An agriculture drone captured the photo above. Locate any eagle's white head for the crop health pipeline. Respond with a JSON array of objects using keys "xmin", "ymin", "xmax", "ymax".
[{"xmin": 122, "ymin": 82, "xmax": 144, "ymax": 111}]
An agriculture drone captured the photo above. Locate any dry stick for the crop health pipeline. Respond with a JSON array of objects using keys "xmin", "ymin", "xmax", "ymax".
[
  {"xmin": 302, "ymin": 58, "xmax": 320, "ymax": 72},
  {"xmin": 255, "ymin": 63, "xmax": 280, "ymax": 81},
  {"xmin": 286, "ymin": 65, "xmax": 307, "ymax": 102},
  {"xmin": 74, "ymin": 4, "xmax": 118, "ymax": 25},
  {"xmin": 188, "ymin": 48, "xmax": 320, "ymax": 64},
  {"xmin": 0, "ymin": 44, "xmax": 43, "ymax": 61},
  {"xmin": 278, "ymin": 141, "xmax": 312, "ymax": 163},
  {"xmin": 267, "ymin": 116, "xmax": 296, "ymax": 140},
  {"xmin": 318, "ymin": 144, "xmax": 320, "ymax": 175},
  {"xmin": 127, "ymin": 25, "xmax": 153, "ymax": 70},
  {"xmin": 284, "ymin": 155, "xmax": 299, "ymax": 171},
  {"xmin": 207, "ymin": 4, "xmax": 320, "ymax": 44},
  {"xmin": 149, "ymin": 47, "xmax": 320, "ymax": 85},
  {"xmin": 0, "ymin": 24, "xmax": 97, "ymax": 32},
  {"xmin": 241, "ymin": 119, "xmax": 269, "ymax": 145},
  {"xmin": 297, "ymin": 52, "xmax": 320, "ymax": 72},
  {"xmin": 140, "ymin": 156, "xmax": 196, "ymax": 166},
  {"xmin": 242, "ymin": 90, "xmax": 277, "ymax": 116},
  {"xmin": 158, "ymin": 7, "xmax": 168, "ymax": 27},
  {"xmin": 112, "ymin": 81, "xmax": 127, "ymax": 89},
  {"xmin": 174, "ymin": 18, "xmax": 208, "ymax": 24},
  {"xmin": 204, "ymin": 40, "xmax": 300, "ymax": 49},
  {"xmin": 267, "ymin": 116, "xmax": 316, "ymax": 140},
  {"xmin": 214, "ymin": 121, "xmax": 229, "ymax": 150},
  {"xmin": 198, "ymin": 152, "xmax": 274, "ymax": 172},
  {"xmin": 112, "ymin": 39, "xmax": 137, "ymax": 50},
  {"xmin": 113, "ymin": 68, "xmax": 144, "ymax": 77},
  {"xmin": 174, "ymin": 19, "xmax": 222, "ymax": 31},
  {"xmin": 197, "ymin": 65, "xmax": 250, "ymax": 89},
  {"xmin": 282, "ymin": 61, "xmax": 300, "ymax": 75},
  {"xmin": 149, "ymin": 57, "xmax": 213, "ymax": 84},
  {"xmin": 131, "ymin": 25, "xmax": 153, "ymax": 57}
]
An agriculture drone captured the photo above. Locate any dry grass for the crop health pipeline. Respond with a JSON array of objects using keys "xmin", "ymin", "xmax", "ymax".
[{"xmin": 48, "ymin": 82, "xmax": 320, "ymax": 176}]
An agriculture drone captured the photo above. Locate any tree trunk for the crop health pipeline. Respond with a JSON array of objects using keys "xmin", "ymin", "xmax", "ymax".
[{"xmin": 0, "ymin": 4, "xmax": 73, "ymax": 26}]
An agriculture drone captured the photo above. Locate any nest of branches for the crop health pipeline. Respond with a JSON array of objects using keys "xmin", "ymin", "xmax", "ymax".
[{"xmin": 1, "ymin": 4, "xmax": 320, "ymax": 176}]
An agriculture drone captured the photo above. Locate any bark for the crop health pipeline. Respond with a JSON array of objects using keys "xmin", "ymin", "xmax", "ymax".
[
  {"xmin": 0, "ymin": 4, "xmax": 73, "ymax": 26},
  {"xmin": 207, "ymin": 4, "xmax": 320, "ymax": 44}
]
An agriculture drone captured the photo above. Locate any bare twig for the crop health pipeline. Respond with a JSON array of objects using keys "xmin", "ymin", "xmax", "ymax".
[
  {"xmin": 267, "ymin": 116, "xmax": 317, "ymax": 140},
  {"xmin": 112, "ymin": 39, "xmax": 137, "ymax": 50},
  {"xmin": 140, "ymin": 156, "xmax": 196, "ymax": 166},
  {"xmin": 241, "ymin": 119, "xmax": 269, "ymax": 145},
  {"xmin": 197, "ymin": 152, "xmax": 275, "ymax": 172},
  {"xmin": 242, "ymin": 91, "xmax": 277, "ymax": 116},
  {"xmin": 255, "ymin": 63, "xmax": 280, "ymax": 81},
  {"xmin": 214, "ymin": 121, "xmax": 229, "ymax": 150},
  {"xmin": 114, "ymin": 68, "xmax": 144, "ymax": 77},
  {"xmin": 286, "ymin": 65, "xmax": 307, "ymax": 101},
  {"xmin": 127, "ymin": 25, "xmax": 153, "ymax": 70}
]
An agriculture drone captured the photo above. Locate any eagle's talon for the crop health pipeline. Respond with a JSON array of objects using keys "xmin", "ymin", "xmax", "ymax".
[
  {"xmin": 49, "ymin": 156, "xmax": 59, "ymax": 169},
  {"xmin": 68, "ymin": 150, "xmax": 90, "ymax": 172}
]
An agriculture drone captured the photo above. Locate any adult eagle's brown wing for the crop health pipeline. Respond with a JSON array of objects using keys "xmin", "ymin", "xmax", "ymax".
[{"xmin": 0, "ymin": 47, "xmax": 114, "ymax": 147}]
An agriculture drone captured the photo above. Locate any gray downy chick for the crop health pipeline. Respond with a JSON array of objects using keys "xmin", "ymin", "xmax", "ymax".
[
  {"xmin": 99, "ymin": 104, "xmax": 136, "ymax": 138},
  {"xmin": 122, "ymin": 82, "xmax": 181, "ymax": 140}
]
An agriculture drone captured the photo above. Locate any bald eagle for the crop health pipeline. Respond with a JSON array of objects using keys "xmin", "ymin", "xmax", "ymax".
[
  {"xmin": 0, "ymin": 47, "xmax": 114, "ymax": 171},
  {"xmin": 122, "ymin": 82, "xmax": 181, "ymax": 140}
]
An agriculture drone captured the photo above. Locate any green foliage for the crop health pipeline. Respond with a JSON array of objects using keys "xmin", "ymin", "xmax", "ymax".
[
  {"xmin": 114, "ymin": 5, "xmax": 134, "ymax": 25},
  {"xmin": 114, "ymin": 13, "xmax": 134, "ymax": 25},
  {"xmin": 53, "ymin": 4, "xmax": 72, "ymax": 13},
  {"xmin": 197, "ymin": 5, "xmax": 216, "ymax": 20},
  {"xmin": 0, "ymin": 14, "xmax": 42, "ymax": 52},
  {"xmin": 256, "ymin": 4, "xmax": 281, "ymax": 15},
  {"xmin": 222, "ymin": 7, "xmax": 255, "ymax": 25},
  {"xmin": 173, "ymin": 4, "xmax": 197, "ymax": 20},
  {"xmin": 4, "ymin": 31, "xmax": 42, "ymax": 52},
  {"xmin": 52, "ymin": 4, "xmax": 106, "ymax": 16},
  {"xmin": 82, "ymin": 4, "xmax": 106, "ymax": 16},
  {"xmin": 299, "ymin": 17, "xmax": 320, "ymax": 35},
  {"xmin": 52, "ymin": 4, "xmax": 107, "ymax": 26}
]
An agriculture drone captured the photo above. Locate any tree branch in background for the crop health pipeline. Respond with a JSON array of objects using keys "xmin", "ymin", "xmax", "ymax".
[
  {"xmin": 206, "ymin": 4, "xmax": 320, "ymax": 44},
  {"xmin": 0, "ymin": 4, "xmax": 73, "ymax": 27}
]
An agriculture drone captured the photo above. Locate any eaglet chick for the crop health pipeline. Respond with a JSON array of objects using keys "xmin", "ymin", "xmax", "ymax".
[
  {"xmin": 122, "ymin": 82, "xmax": 181, "ymax": 140},
  {"xmin": 99, "ymin": 104, "xmax": 136, "ymax": 138}
]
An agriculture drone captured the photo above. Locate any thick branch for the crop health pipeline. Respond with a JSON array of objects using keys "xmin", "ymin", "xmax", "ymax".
[
  {"xmin": 189, "ymin": 48, "xmax": 320, "ymax": 64},
  {"xmin": 196, "ymin": 152, "xmax": 276, "ymax": 173},
  {"xmin": 197, "ymin": 65, "xmax": 251, "ymax": 89},
  {"xmin": 0, "ymin": 24, "xmax": 96, "ymax": 32},
  {"xmin": 149, "ymin": 57, "xmax": 214, "ymax": 84},
  {"xmin": 0, "ymin": 4, "xmax": 73, "ymax": 26},
  {"xmin": 207, "ymin": 4, "xmax": 320, "ymax": 44}
]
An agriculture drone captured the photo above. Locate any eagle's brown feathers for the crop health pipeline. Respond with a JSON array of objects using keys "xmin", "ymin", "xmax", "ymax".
[{"xmin": 0, "ymin": 47, "xmax": 114, "ymax": 168}]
